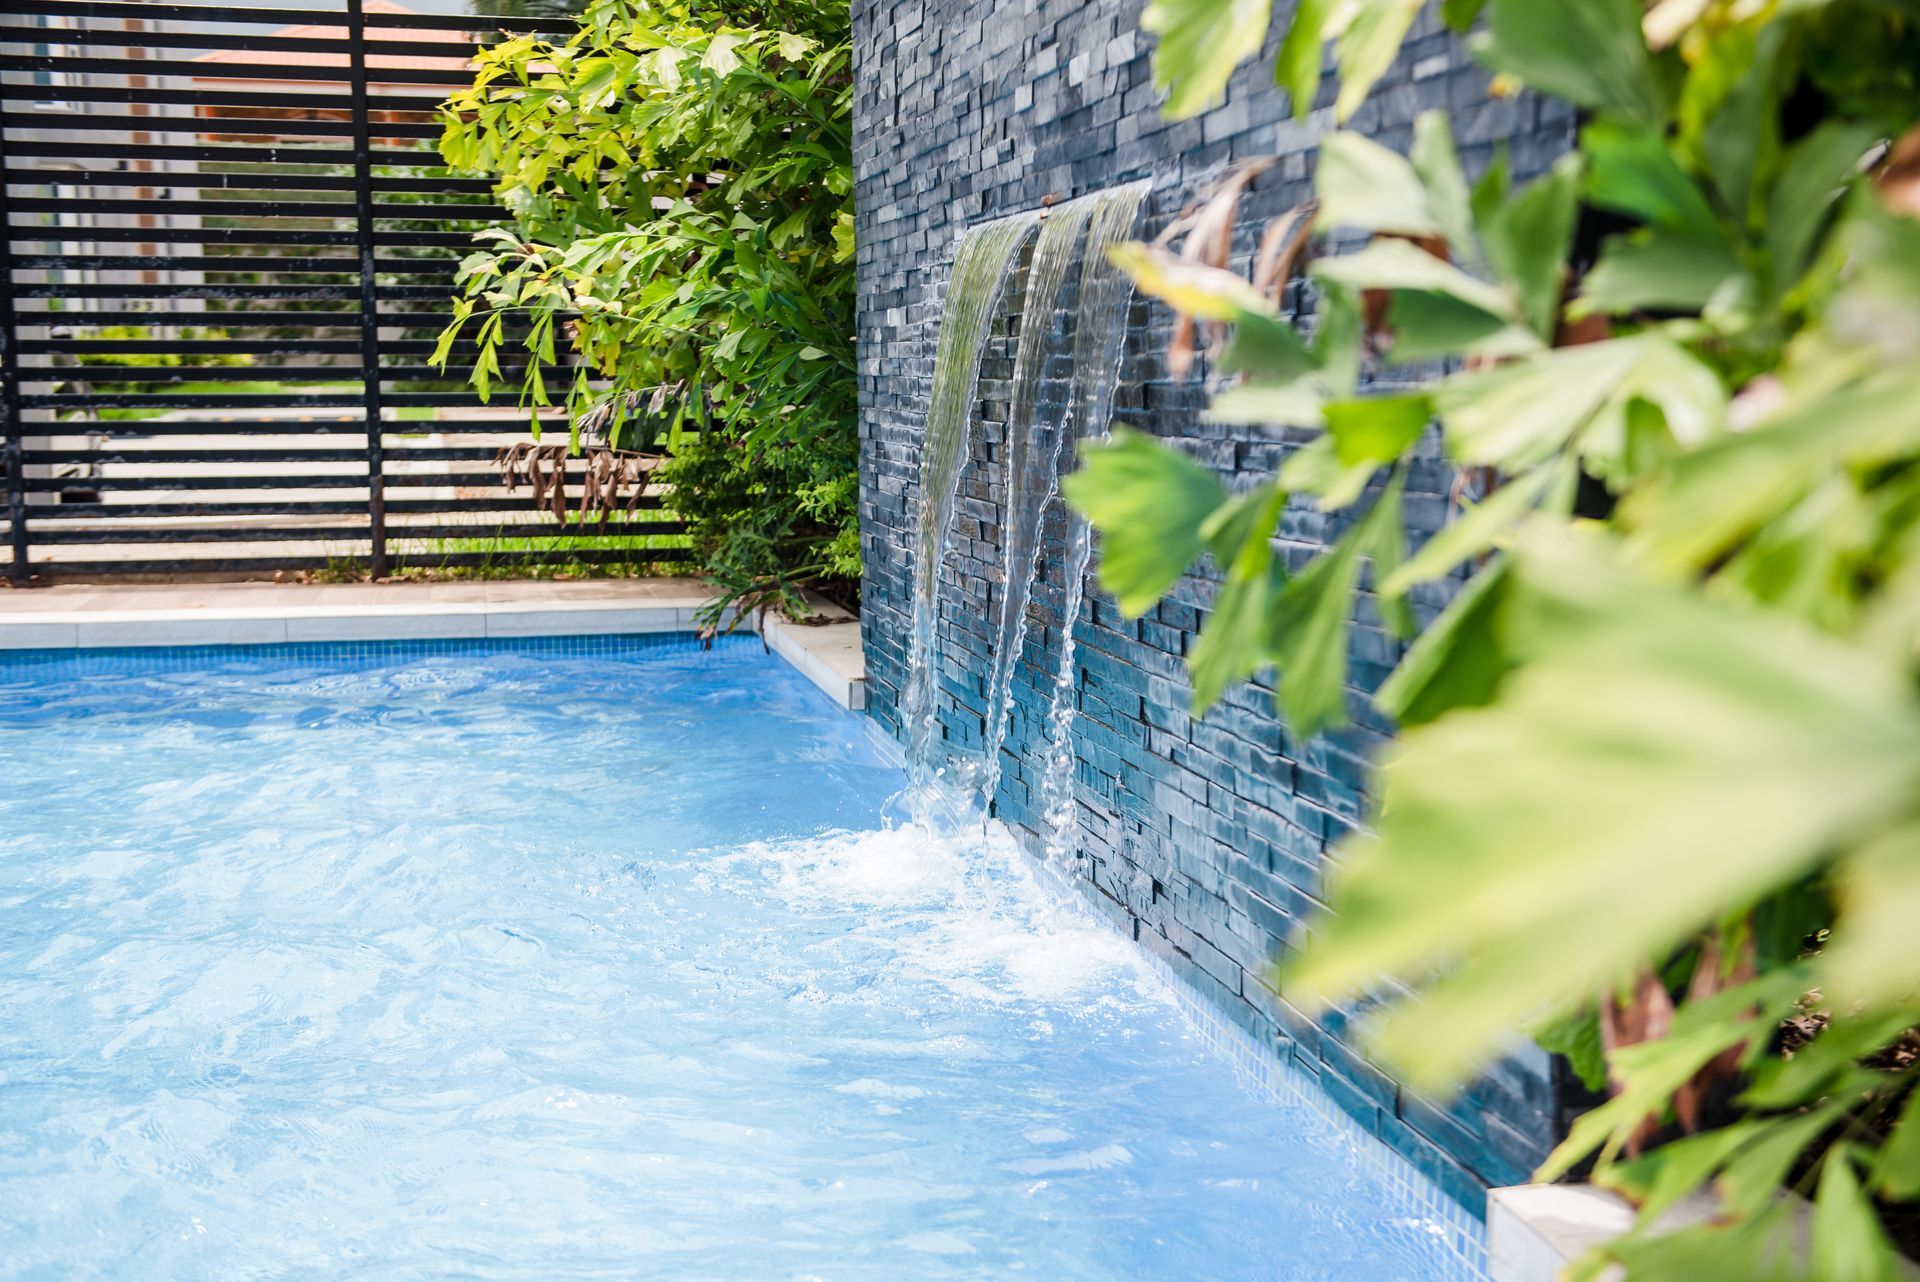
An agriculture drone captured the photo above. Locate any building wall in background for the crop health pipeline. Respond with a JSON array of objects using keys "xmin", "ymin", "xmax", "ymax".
[{"xmin": 851, "ymin": 0, "xmax": 1580, "ymax": 1211}]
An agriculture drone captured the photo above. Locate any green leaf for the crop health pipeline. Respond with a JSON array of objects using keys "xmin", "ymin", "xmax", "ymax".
[
  {"xmin": 1207, "ymin": 376, "xmax": 1329, "ymax": 428},
  {"xmin": 1573, "ymin": 228, "xmax": 1744, "ymax": 317},
  {"xmin": 1582, "ymin": 120, "xmax": 1724, "ymax": 242},
  {"xmin": 1531, "ymin": 1006, "xmax": 1608, "ymax": 1093},
  {"xmin": 1064, "ymin": 427, "xmax": 1227, "ymax": 617},
  {"xmin": 1625, "ymin": 370, "xmax": 1920, "ymax": 575},
  {"xmin": 1476, "ymin": 0, "xmax": 1668, "ymax": 127},
  {"xmin": 1268, "ymin": 507, "xmax": 1373, "ymax": 740},
  {"xmin": 1384, "ymin": 291, "xmax": 1536, "ymax": 363},
  {"xmin": 1279, "ymin": 433, "xmax": 1378, "ymax": 510},
  {"xmin": 1142, "ymin": 0, "xmax": 1273, "ymax": 119},
  {"xmin": 1379, "ymin": 461, "xmax": 1560, "ymax": 597},
  {"xmin": 1375, "ymin": 554, "xmax": 1514, "ymax": 726},
  {"xmin": 1360, "ymin": 473, "xmax": 1413, "ymax": 638},
  {"xmin": 1190, "ymin": 483, "xmax": 1291, "ymax": 714},
  {"xmin": 1334, "ymin": 0, "xmax": 1423, "ymax": 122},
  {"xmin": 1596, "ymin": 1118, "xmax": 1769, "ymax": 1222},
  {"xmin": 1434, "ymin": 338, "xmax": 1648, "ymax": 467},
  {"xmin": 1766, "ymin": 121, "xmax": 1878, "ymax": 299},
  {"xmin": 1481, "ymin": 153, "xmax": 1582, "ymax": 339},
  {"xmin": 1314, "ymin": 132, "xmax": 1443, "ymax": 238},
  {"xmin": 1276, "ymin": 0, "xmax": 1338, "ymax": 119},
  {"xmin": 1311, "ymin": 238, "xmax": 1517, "ymax": 321},
  {"xmin": 1219, "ymin": 311, "xmax": 1317, "ymax": 383},
  {"xmin": 1325, "ymin": 393, "xmax": 1432, "ymax": 467},
  {"xmin": 1874, "ymin": 1084, "xmax": 1920, "ymax": 1201},
  {"xmin": 1409, "ymin": 111, "xmax": 1482, "ymax": 271},
  {"xmin": 1812, "ymin": 1150, "xmax": 1907, "ymax": 1282},
  {"xmin": 1716, "ymin": 1101, "xmax": 1854, "ymax": 1218},
  {"xmin": 1293, "ymin": 530, "xmax": 1920, "ymax": 1091}
]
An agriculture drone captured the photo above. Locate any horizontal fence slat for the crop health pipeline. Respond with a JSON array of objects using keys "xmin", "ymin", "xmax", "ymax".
[
  {"xmin": 34, "ymin": 523, "xmax": 686, "ymax": 545},
  {"xmin": 32, "ymin": 550, "xmax": 695, "ymax": 577}
]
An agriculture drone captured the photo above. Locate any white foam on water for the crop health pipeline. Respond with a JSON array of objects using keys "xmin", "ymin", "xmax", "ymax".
[{"xmin": 728, "ymin": 823, "xmax": 1163, "ymax": 1010}]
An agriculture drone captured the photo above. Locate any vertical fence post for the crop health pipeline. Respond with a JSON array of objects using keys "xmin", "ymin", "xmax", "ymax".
[
  {"xmin": 346, "ymin": 0, "xmax": 389, "ymax": 578},
  {"xmin": 0, "ymin": 115, "xmax": 28, "ymax": 588}
]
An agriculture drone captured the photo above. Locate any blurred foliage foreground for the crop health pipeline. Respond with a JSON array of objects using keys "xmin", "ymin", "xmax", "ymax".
[
  {"xmin": 1062, "ymin": 0, "xmax": 1920, "ymax": 1276},
  {"xmin": 436, "ymin": 0, "xmax": 856, "ymax": 621}
]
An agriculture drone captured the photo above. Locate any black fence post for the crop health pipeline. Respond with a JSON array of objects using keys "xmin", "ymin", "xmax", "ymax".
[
  {"xmin": 0, "ymin": 114, "xmax": 28, "ymax": 588},
  {"xmin": 346, "ymin": 0, "xmax": 389, "ymax": 578}
]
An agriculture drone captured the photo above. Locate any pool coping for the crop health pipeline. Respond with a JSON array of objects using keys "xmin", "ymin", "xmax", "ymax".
[{"xmin": 0, "ymin": 592, "xmax": 868, "ymax": 711}]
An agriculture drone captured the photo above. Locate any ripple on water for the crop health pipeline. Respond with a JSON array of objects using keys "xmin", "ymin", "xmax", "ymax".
[{"xmin": 0, "ymin": 643, "xmax": 1466, "ymax": 1281}]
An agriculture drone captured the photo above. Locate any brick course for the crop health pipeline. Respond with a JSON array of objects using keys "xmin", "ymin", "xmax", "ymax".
[{"xmin": 853, "ymin": 0, "xmax": 1579, "ymax": 1213}]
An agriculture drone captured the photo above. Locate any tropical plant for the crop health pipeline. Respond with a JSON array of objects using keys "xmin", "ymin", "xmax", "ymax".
[
  {"xmin": 435, "ymin": 0, "xmax": 857, "ymax": 619},
  {"xmin": 1064, "ymin": 0, "xmax": 1920, "ymax": 1274}
]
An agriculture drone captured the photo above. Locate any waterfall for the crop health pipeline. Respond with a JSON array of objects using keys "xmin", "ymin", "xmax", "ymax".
[
  {"xmin": 973, "ymin": 195, "xmax": 1100, "ymax": 815},
  {"xmin": 978, "ymin": 183, "xmax": 1148, "ymax": 831},
  {"xmin": 1035, "ymin": 183, "xmax": 1148, "ymax": 860},
  {"xmin": 897, "ymin": 211, "xmax": 1040, "ymax": 823}
]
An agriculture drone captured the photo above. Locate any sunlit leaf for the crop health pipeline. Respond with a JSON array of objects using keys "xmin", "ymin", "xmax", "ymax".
[
  {"xmin": 1109, "ymin": 241, "xmax": 1277, "ymax": 320},
  {"xmin": 1290, "ymin": 530, "xmax": 1920, "ymax": 1090},
  {"xmin": 1481, "ymin": 153, "xmax": 1582, "ymax": 338},
  {"xmin": 1064, "ymin": 427, "xmax": 1226, "ymax": 617},
  {"xmin": 1476, "ymin": 0, "xmax": 1669, "ymax": 128},
  {"xmin": 1314, "ymin": 132, "xmax": 1443, "ymax": 238},
  {"xmin": 1334, "ymin": 0, "xmax": 1423, "ymax": 122},
  {"xmin": 1376, "ymin": 555, "xmax": 1514, "ymax": 726},
  {"xmin": 1275, "ymin": 0, "xmax": 1338, "ymax": 119},
  {"xmin": 1142, "ymin": 0, "xmax": 1272, "ymax": 118},
  {"xmin": 1812, "ymin": 1150, "xmax": 1907, "ymax": 1282},
  {"xmin": 1324, "ymin": 393, "xmax": 1432, "ymax": 466}
]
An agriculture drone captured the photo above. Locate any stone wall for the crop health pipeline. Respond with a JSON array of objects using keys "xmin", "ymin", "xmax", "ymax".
[{"xmin": 852, "ymin": 0, "xmax": 1581, "ymax": 1212}]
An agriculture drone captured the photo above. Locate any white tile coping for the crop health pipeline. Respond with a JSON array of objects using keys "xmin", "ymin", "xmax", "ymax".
[
  {"xmin": 0, "ymin": 594, "xmax": 868, "ymax": 711},
  {"xmin": 761, "ymin": 609, "xmax": 866, "ymax": 711},
  {"xmin": 1487, "ymin": 1183, "xmax": 1920, "ymax": 1282}
]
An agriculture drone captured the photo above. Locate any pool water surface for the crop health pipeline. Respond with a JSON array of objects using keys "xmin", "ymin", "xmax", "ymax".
[{"xmin": 0, "ymin": 637, "xmax": 1474, "ymax": 1280}]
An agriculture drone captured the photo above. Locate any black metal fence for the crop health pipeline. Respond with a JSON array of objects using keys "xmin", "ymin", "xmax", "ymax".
[{"xmin": 0, "ymin": 0, "xmax": 689, "ymax": 584}]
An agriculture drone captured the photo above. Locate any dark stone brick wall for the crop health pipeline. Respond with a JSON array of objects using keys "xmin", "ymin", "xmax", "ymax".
[{"xmin": 852, "ymin": 0, "xmax": 1580, "ymax": 1213}]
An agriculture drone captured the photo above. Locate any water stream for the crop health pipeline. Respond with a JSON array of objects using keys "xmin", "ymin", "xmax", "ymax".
[
  {"xmin": 897, "ymin": 212, "xmax": 1040, "ymax": 825},
  {"xmin": 977, "ymin": 183, "xmax": 1148, "ymax": 838},
  {"xmin": 1036, "ymin": 183, "xmax": 1148, "ymax": 859}
]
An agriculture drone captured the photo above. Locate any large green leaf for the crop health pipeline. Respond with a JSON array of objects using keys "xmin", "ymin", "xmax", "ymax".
[
  {"xmin": 1434, "ymin": 338, "xmax": 1647, "ymax": 467},
  {"xmin": 1812, "ymin": 1152, "xmax": 1907, "ymax": 1282},
  {"xmin": 1476, "ymin": 0, "xmax": 1669, "ymax": 127},
  {"xmin": 1481, "ymin": 153, "xmax": 1582, "ymax": 338},
  {"xmin": 1311, "ymin": 238, "xmax": 1516, "ymax": 320},
  {"xmin": 1375, "ymin": 554, "xmax": 1514, "ymax": 726},
  {"xmin": 1324, "ymin": 393, "xmax": 1432, "ymax": 466},
  {"xmin": 1275, "ymin": 0, "xmax": 1339, "ymax": 119},
  {"xmin": 1574, "ymin": 228, "xmax": 1744, "ymax": 317},
  {"xmin": 1766, "ymin": 120, "xmax": 1878, "ymax": 299},
  {"xmin": 1142, "ymin": 0, "xmax": 1273, "ymax": 118},
  {"xmin": 1314, "ymin": 132, "xmax": 1443, "ymax": 238},
  {"xmin": 1190, "ymin": 483, "xmax": 1291, "ymax": 713},
  {"xmin": 1378, "ymin": 461, "xmax": 1561, "ymax": 597},
  {"xmin": 1265, "ymin": 478, "xmax": 1405, "ymax": 739},
  {"xmin": 1410, "ymin": 112, "xmax": 1482, "ymax": 270},
  {"xmin": 1582, "ymin": 120, "xmax": 1724, "ymax": 242},
  {"xmin": 1288, "ymin": 529, "xmax": 1920, "ymax": 1089},
  {"xmin": 1064, "ymin": 428, "xmax": 1226, "ymax": 617},
  {"xmin": 1334, "ymin": 0, "xmax": 1423, "ymax": 122}
]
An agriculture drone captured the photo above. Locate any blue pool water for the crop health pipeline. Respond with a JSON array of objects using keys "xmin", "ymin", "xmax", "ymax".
[{"xmin": 0, "ymin": 637, "xmax": 1471, "ymax": 1280}]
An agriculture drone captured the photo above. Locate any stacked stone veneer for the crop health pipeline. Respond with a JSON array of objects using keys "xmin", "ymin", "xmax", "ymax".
[{"xmin": 852, "ymin": 0, "xmax": 1581, "ymax": 1212}]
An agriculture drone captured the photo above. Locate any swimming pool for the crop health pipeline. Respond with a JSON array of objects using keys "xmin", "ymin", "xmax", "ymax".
[{"xmin": 0, "ymin": 635, "xmax": 1480, "ymax": 1280}]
